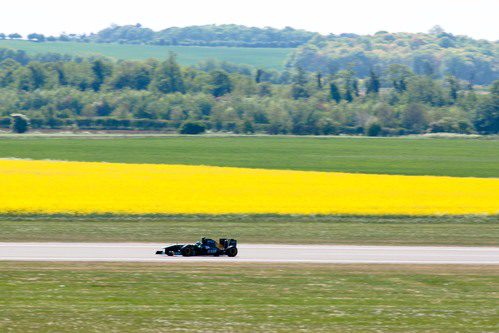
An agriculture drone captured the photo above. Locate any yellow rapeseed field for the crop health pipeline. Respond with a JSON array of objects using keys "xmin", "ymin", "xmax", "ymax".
[{"xmin": 1, "ymin": 159, "xmax": 498, "ymax": 215}]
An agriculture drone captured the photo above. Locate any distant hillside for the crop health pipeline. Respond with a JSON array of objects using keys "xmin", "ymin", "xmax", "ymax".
[
  {"xmin": 87, "ymin": 24, "xmax": 316, "ymax": 48},
  {"xmin": 0, "ymin": 40, "xmax": 292, "ymax": 70},
  {"xmin": 288, "ymin": 29, "xmax": 498, "ymax": 85},
  {"xmin": 2, "ymin": 24, "xmax": 497, "ymax": 84}
]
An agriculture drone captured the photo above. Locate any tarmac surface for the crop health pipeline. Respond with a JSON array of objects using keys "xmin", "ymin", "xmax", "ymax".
[{"xmin": 1, "ymin": 243, "xmax": 499, "ymax": 264}]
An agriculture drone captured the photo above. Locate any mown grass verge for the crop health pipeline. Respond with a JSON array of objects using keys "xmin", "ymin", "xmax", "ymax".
[
  {"xmin": 0, "ymin": 262, "xmax": 497, "ymax": 332},
  {"xmin": 1, "ymin": 215, "xmax": 497, "ymax": 245}
]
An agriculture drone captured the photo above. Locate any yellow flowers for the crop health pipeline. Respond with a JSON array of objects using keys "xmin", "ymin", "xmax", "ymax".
[{"xmin": 1, "ymin": 159, "xmax": 498, "ymax": 215}]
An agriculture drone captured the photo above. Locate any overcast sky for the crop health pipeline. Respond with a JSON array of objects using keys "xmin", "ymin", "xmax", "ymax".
[{"xmin": 1, "ymin": 0, "xmax": 497, "ymax": 40}]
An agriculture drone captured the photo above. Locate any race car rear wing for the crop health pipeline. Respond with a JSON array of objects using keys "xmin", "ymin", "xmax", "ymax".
[{"xmin": 219, "ymin": 238, "xmax": 237, "ymax": 249}]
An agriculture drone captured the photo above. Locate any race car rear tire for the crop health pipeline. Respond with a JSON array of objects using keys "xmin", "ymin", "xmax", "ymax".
[{"xmin": 226, "ymin": 247, "xmax": 238, "ymax": 257}]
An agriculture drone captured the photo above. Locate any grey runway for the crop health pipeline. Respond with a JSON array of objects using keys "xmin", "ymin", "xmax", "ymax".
[{"xmin": 1, "ymin": 243, "xmax": 499, "ymax": 264}]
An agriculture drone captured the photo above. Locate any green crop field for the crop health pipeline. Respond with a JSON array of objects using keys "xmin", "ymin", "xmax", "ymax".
[
  {"xmin": 1, "ymin": 136, "xmax": 498, "ymax": 177},
  {"xmin": 1, "ymin": 262, "xmax": 497, "ymax": 332},
  {"xmin": 0, "ymin": 40, "xmax": 292, "ymax": 69}
]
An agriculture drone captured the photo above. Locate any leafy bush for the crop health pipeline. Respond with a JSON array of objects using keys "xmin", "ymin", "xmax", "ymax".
[
  {"xmin": 0, "ymin": 117, "xmax": 11, "ymax": 128},
  {"xmin": 10, "ymin": 114, "xmax": 29, "ymax": 133},
  {"xmin": 179, "ymin": 121, "xmax": 206, "ymax": 135},
  {"xmin": 367, "ymin": 123, "xmax": 382, "ymax": 137}
]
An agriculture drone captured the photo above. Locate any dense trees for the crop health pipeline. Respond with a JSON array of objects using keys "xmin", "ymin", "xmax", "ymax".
[
  {"xmin": 366, "ymin": 70, "xmax": 380, "ymax": 95},
  {"xmin": 153, "ymin": 54, "xmax": 185, "ymax": 94},
  {"xmin": 473, "ymin": 81, "xmax": 499, "ymax": 133},
  {"xmin": 329, "ymin": 82, "xmax": 341, "ymax": 103},
  {"xmin": 110, "ymin": 61, "xmax": 152, "ymax": 91},
  {"xmin": 88, "ymin": 24, "xmax": 316, "ymax": 48},
  {"xmin": 18, "ymin": 62, "xmax": 48, "ymax": 91},
  {"xmin": 19, "ymin": 24, "xmax": 315, "ymax": 48},
  {"xmin": 154, "ymin": 25, "xmax": 316, "ymax": 48},
  {"xmin": 8, "ymin": 33, "xmax": 22, "ymax": 40},
  {"xmin": 0, "ymin": 50, "xmax": 497, "ymax": 135},
  {"xmin": 95, "ymin": 24, "xmax": 155, "ymax": 44},
  {"xmin": 290, "ymin": 28, "xmax": 498, "ymax": 85},
  {"xmin": 210, "ymin": 70, "xmax": 232, "ymax": 97},
  {"xmin": 291, "ymin": 67, "xmax": 309, "ymax": 99},
  {"xmin": 27, "ymin": 33, "xmax": 46, "ymax": 42},
  {"xmin": 91, "ymin": 59, "xmax": 112, "ymax": 91}
]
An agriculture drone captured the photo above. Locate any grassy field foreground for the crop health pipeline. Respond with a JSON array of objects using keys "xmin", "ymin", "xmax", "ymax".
[
  {"xmin": 0, "ymin": 262, "xmax": 497, "ymax": 332},
  {"xmin": 1, "ymin": 215, "xmax": 498, "ymax": 245}
]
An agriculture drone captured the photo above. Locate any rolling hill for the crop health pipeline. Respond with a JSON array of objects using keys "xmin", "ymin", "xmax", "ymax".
[{"xmin": 0, "ymin": 40, "xmax": 292, "ymax": 69}]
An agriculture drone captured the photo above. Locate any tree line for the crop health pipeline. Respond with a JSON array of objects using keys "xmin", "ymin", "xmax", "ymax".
[
  {"xmin": 1, "ymin": 52, "xmax": 497, "ymax": 135},
  {"xmin": 0, "ymin": 24, "xmax": 316, "ymax": 48}
]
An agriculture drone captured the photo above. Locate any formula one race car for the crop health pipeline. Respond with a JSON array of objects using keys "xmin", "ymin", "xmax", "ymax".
[{"xmin": 155, "ymin": 238, "xmax": 238, "ymax": 257}]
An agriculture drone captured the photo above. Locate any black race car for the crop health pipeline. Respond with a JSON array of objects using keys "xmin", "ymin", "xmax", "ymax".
[{"xmin": 155, "ymin": 238, "xmax": 238, "ymax": 257}]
